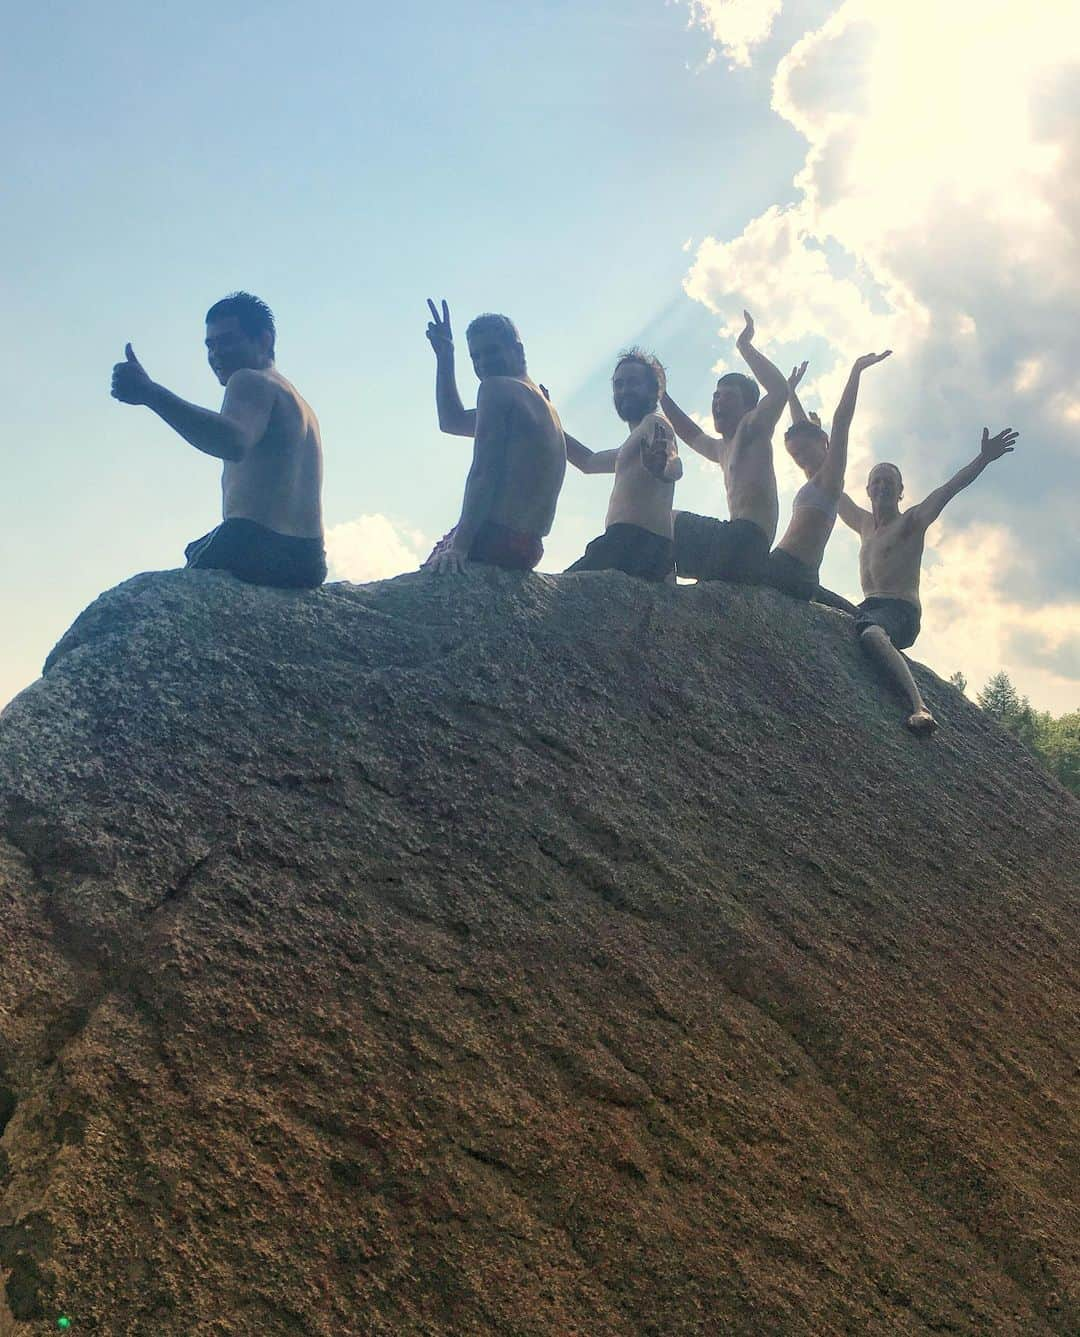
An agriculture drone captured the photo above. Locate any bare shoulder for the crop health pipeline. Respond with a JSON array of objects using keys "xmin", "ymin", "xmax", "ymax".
[
  {"xmin": 477, "ymin": 375, "xmax": 520, "ymax": 404},
  {"xmin": 225, "ymin": 367, "xmax": 276, "ymax": 397},
  {"xmin": 897, "ymin": 504, "xmax": 929, "ymax": 535}
]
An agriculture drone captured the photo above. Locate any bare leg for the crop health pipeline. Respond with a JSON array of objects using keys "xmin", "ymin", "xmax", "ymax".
[{"xmin": 859, "ymin": 625, "xmax": 937, "ymax": 735}]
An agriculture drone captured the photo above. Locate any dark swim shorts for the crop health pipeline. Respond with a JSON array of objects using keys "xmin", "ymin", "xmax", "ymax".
[
  {"xmin": 184, "ymin": 518, "xmax": 327, "ymax": 589},
  {"xmin": 855, "ymin": 596, "xmax": 921, "ymax": 650},
  {"xmin": 673, "ymin": 513, "xmax": 769, "ymax": 583},
  {"xmin": 565, "ymin": 523, "xmax": 675, "ymax": 582},
  {"xmin": 764, "ymin": 547, "xmax": 818, "ymax": 601},
  {"xmin": 424, "ymin": 521, "xmax": 544, "ymax": 572}
]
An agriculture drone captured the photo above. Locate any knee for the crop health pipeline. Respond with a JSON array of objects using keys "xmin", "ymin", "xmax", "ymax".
[{"xmin": 859, "ymin": 623, "xmax": 891, "ymax": 649}]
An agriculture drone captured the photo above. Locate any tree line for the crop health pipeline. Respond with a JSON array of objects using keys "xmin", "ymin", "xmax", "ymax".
[{"xmin": 949, "ymin": 670, "xmax": 1079, "ymax": 796}]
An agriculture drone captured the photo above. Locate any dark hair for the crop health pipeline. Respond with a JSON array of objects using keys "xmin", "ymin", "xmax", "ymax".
[
  {"xmin": 716, "ymin": 371, "xmax": 760, "ymax": 411},
  {"xmin": 465, "ymin": 313, "xmax": 521, "ymax": 345},
  {"xmin": 784, "ymin": 420, "xmax": 828, "ymax": 443},
  {"xmin": 205, "ymin": 292, "xmax": 276, "ymax": 352},
  {"xmin": 614, "ymin": 347, "xmax": 666, "ymax": 402},
  {"xmin": 870, "ymin": 461, "xmax": 904, "ymax": 484}
]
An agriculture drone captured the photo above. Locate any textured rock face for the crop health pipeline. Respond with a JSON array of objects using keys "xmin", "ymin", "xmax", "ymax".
[{"xmin": 0, "ymin": 568, "xmax": 1077, "ymax": 1336}]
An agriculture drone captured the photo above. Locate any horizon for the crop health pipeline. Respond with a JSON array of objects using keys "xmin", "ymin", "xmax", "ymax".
[{"xmin": 3, "ymin": 0, "xmax": 1078, "ymax": 715}]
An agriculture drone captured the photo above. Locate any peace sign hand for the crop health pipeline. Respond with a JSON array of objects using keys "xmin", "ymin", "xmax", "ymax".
[
  {"xmin": 980, "ymin": 427, "xmax": 1018, "ymax": 461},
  {"xmin": 426, "ymin": 298, "xmax": 454, "ymax": 357},
  {"xmin": 788, "ymin": 360, "xmax": 808, "ymax": 391}
]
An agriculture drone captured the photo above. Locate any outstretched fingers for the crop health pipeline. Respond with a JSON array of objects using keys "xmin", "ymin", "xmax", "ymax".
[
  {"xmin": 982, "ymin": 426, "xmax": 1019, "ymax": 457},
  {"xmin": 854, "ymin": 349, "xmax": 892, "ymax": 372}
]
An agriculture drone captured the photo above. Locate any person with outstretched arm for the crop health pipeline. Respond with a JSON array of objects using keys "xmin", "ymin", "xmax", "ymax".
[
  {"xmin": 562, "ymin": 350, "xmax": 682, "ymax": 581},
  {"xmin": 422, "ymin": 301, "xmax": 566, "ymax": 575},
  {"xmin": 110, "ymin": 292, "xmax": 327, "ymax": 589},
  {"xmin": 839, "ymin": 426, "xmax": 1019, "ymax": 735},
  {"xmin": 661, "ymin": 311, "xmax": 787, "ymax": 583},
  {"xmin": 765, "ymin": 351, "xmax": 892, "ymax": 600}
]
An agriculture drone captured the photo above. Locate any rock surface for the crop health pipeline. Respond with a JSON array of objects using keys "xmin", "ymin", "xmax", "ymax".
[{"xmin": 0, "ymin": 568, "xmax": 1077, "ymax": 1336}]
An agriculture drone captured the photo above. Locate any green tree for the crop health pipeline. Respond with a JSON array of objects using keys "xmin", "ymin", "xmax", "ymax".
[
  {"xmin": 977, "ymin": 670, "xmax": 1023, "ymax": 720},
  {"xmin": 976, "ymin": 670, "xmax": 1040, "ymax": 747},
  {"xmin": 1037, "ymin": 711, "xmax": 1080, "ymax": 796},
  {"xmin": 977, "ymin": 673, "xmax": 1079, "ymax": 797},
  {"xmin": 948, "ymin": 670, "xmax": 967, "ymax": 694}
]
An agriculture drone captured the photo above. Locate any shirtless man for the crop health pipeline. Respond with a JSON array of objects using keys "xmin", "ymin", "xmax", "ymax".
[
  {"xmin": 840, "ymin": 426, "xmax": 1019, "ymax": 734},
  {"xmin": 765, "ymin": 351, "xmax": 892, "ymax": 601},
  {"xmin": 423, "ymin": 300, "xmax": 566, "ymax": 574},
  {"xmin": 661, "ymin": 311, "xmax": 787, "ymax": 583},
  {"xmin": 110, "ymin": 292, "xmax": 326, "ymax": 589},
  {"xmin": 562, "ymin": 350, "xmax": 682, "ymax": 581}
]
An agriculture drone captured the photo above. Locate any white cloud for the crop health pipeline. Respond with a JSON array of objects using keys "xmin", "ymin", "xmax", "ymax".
[
  {"xmin": 324, "ymin": 513, "xmax": 428, "ymax": 583},
  {"xmin": 677, "ymin": 0, "xmax": 1080, "ymax": 710},
  {"xmin": 919, "ymin": 523, "xmax": 1080, "ymax": 713},
  {"xmin": 685, "ymin": 0, "xmax": 784, "ymax": 68}
]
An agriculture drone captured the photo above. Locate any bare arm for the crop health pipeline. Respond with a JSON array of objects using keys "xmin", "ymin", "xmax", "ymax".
[
  {"xmin": 660, "ymin": 391, "xmax": 720, "ymax": 462},
  {"xmin": 787, "ymin": 360, "xmax": 810, "ymax": 425},
  {"xmin": 111, "ymin": 346, "xmax": 271, "ymax": 462},
  {"xmin": 818, "ymin": 351, "xmax": 892, "ymax": 495},
  {"xmin": 735, "ymin": 311, "xmax": 788, "ymax": 439},
  {"xmin": 910, "ymin": 428, "xmax": 1018, "ymax": 528},
  {"xmin": 838, "ymin": 493, "xmax": 871, "ymax": 532},
  {"xmin": 426, "ymin": 299, "xmax": 476, "ymax": 437},
  {"xmin": 563, "ymin": 431, "xmax": 619, "ymax": 474}
]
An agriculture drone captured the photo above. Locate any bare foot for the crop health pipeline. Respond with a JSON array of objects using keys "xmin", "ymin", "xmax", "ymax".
[{"xmin": 905, "ymin": 708, "xmax": 938, "ymax": 737}]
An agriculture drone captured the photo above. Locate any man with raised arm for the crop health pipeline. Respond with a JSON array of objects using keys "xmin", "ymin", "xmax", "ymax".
[
  {"xmin": 110, "ymin": 292, "xmax": 326, "ymax": 589},
  {"xmin": 562, "ymin": 350, "xmax": 682, "ymax": 582},
  {"xmin": 661, "ymin": 311, "xmax": 787, "ymax": 583},
  {"xmin": 765, "ymin": 351, "xmax": 892, "ymax": 601},
  {"xmin": 839, "ymin": 426, "xmax": 1019, "ymax": 735},
  {"xmin": 422, "ymin": 301, "xmax": 566, "ymax": 575}
]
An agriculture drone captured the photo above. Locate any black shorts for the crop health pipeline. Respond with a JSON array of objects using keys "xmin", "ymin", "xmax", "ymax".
[
  {"xmin": 565, "ymin": 523, "xmax": 675, "ymax": 582},
  {"xmin": 764, "ymin": 548, "xmax": 818, "ymax": 601},
  {"xmin": 673, "ymin": 513, "xmax": 769, "ymax": 583},
  {"xmin": 185, "ymin": 518, "xmax": 327, "ymax": 590},
  {"xmin": 855, "ymin": 597, "xmax": 921, "ymax": 650}
]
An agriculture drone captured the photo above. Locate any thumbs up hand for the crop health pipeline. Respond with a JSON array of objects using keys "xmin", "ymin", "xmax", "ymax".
[{"xmin": 111, "ymin": 342, "xmax": 154, "ymax": 404}]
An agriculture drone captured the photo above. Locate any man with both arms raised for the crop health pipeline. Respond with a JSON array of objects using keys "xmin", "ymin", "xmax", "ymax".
[{"xmin": 661, "ymin": 311, "xmax": 788, "ymax": 584}]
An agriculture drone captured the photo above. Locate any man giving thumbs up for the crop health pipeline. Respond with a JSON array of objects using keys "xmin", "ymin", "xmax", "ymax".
[{"xmin": 110, "ymin": 292, "xmax": 326, "ymax": 589}]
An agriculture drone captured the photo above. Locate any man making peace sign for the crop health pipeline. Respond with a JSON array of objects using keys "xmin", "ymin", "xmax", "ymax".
[{"xmin": 422, "ymin": 299, "xmax": 566, "ymax": 575}]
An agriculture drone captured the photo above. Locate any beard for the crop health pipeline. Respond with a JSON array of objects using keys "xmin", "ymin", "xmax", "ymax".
[{"xmin": 616, "ymin": 392, "xmax": 655, "ymax": 424}]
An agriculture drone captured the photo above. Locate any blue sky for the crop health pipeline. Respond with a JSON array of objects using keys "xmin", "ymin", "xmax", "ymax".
[{"xmin": 3, "ymin": 0, "xmax": 1078, "ymax": 712}]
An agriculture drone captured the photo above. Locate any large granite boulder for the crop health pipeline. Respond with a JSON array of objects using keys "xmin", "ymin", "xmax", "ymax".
[{"xmin": 0, "ymin": 569, "xmax": 1076, "ymax": 1334}]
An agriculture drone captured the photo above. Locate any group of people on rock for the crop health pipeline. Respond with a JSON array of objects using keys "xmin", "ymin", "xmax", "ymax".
[{"xmin": 110, "ymin": 291, "xmax": 1018, "ymax": 736}]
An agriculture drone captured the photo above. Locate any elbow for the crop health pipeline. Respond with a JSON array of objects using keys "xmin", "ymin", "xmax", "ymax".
[{"xmin": 438, "ymin": 414, "xmax": 471, "ymax": 437}]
